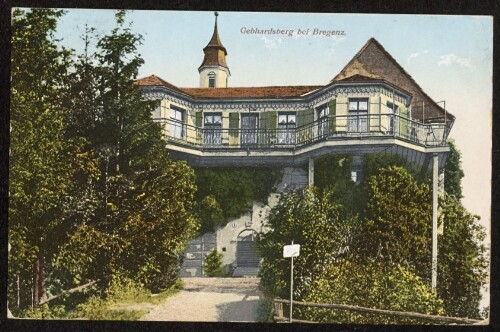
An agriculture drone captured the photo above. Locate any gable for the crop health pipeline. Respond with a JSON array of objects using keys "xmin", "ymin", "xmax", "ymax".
[{"xmin": 332, "ymin": 38, "xmax": 453, "ymax": 123}]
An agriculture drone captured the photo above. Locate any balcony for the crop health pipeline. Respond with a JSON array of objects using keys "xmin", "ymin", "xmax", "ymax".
[{"xmin": 157, "ymin": 113, "xmax": 451, "ymax": 151}]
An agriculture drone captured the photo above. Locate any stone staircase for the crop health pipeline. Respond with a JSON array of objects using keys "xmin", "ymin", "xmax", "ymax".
[{"xmin": 232, "ymin": 240, "xmax": 260, "ymax": 277}]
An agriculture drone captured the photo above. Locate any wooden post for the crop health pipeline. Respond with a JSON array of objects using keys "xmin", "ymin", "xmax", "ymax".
[
  {"xmin": 290, "ymin": 240, "xmax": 294, "ymax": 323},
  {"xmin": 432, "ymin": 153, "xmax": 439, "ymax": 289},
  {"xmin": 274, "ymin": 301, "xmax": 283, "ymax": 320}
]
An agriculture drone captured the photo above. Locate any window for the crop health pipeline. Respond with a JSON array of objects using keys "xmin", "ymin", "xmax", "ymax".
[
  {"xmin": 170, "ymin": 107, "xmax": 186, "ymax": 139},
  {"xmin": 204, "ymin": 113, "xmax": 222, "ymax": 145},
  {"xmin": 348, "ymin": 98, "xmax": 368, "ymax": 132},
  {"xmin": 241, "ymin": 114, "xmax": 259, "ymax": 146},
  {"xmin": 316, "ymin": 104, "xmax": 329, "ymax": 138},
  {"xmin": 208, "ymin": 72, "xmax": 216, "ymax": 88},
  {"xmin": 277, "ymin": 113, "xmax": 296, "ymax": 144},
  {"xmin": 351, "ymin": 164, "xmax": 363, "ymax": 184}
]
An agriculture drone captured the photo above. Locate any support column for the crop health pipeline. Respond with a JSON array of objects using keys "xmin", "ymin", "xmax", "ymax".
[
  {"xmin": 308, "ymin": 157, "xmax": 314, "ymax": 186},
  {"xmin": 432, "ymin": 153, "xmax": 438, "ymax": 289}
]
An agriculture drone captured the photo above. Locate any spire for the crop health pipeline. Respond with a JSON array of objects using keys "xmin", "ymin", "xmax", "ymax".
[
  {"xmin": 199, "ymin": 11, "xmax": 228, "ymax": 70},
  {"xmin": 204, "ymin": 12, "xmax": 227, "ymax": 53}
]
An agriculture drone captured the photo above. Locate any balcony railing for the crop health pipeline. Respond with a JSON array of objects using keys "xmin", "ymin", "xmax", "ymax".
[{"xmin": 156, "ymin": 113, "xmax": 450, "ymax": 150}]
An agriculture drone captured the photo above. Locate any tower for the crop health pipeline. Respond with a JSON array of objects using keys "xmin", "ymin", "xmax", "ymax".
[{"xmin": 199, "ymin": 12, "xmax": 230, "ymax": 88}]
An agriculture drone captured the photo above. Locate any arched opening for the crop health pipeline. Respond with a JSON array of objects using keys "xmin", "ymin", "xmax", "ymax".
[
  {"xmin": 236, "ymin": 229, "xmax": 260, "ymax": 269},
  {"xmin": 208, "ymin": 71, "xmax": 216, "ymax": 88}
]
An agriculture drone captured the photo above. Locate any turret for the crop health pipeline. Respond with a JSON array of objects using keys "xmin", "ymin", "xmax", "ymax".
[{"xmin": 199, "ymin": 12, "xmax": 230, "ymax": 88}]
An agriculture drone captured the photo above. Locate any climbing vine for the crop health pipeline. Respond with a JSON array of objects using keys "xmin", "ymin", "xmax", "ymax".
[{"xmin": 194, "ymin": 167, "xmax": 282, "ymax": 234}]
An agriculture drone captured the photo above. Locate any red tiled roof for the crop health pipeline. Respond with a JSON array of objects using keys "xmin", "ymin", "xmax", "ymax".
[
  {"xmin": 135, "ymin": 75, "xmax": 185, "ymax": 94},
  {"xmin": 181, "ymin": 86, "xmax": 323, "ymax": 99},
  {"xmin": 332, "ymin": 38, "xmax": 453, "ymax": 122},
  {"xmin": 136, "ymin": 75, "xmax": 322, "ymax": 99}
]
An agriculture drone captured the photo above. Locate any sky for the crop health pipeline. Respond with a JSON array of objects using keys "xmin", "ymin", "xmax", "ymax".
[{"xmin": 53, "ymin": 10, "xmax": 492, "ymax": 248}]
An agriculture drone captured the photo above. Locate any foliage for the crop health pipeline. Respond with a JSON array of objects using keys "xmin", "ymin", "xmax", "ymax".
[
  {"xmin": 9, "ymin": 7, "xmax": 97, "ymax": 308},
  {"xmin": 314, "ymin": 154, "xmax": 363, "ymax": 214},
  {"xmin": 10, "ymin": 9, "xmax": 199, "ymax": 312},
  {"xmin": 51, "ymin": 11, "xmax": 199, "ymax": 295},
  {"xmin": 256, "ymin": 298, "xmax": 275, "ymax": 322},
  {"xmin": 438, "ymin": 194, "xmax": 488, "ymax": 319},
  {"xmin": 204, "ymin": 250, "xmax": 228, "ymax": 277},
  {"xmin": 363, "ymin": 153, "xmax": 429, "ymax": 184},
  {"xmin": 443, "ymin": 139, "xmax": 464, "ymax": 199},
  {"xmin": 68, "ymin": 296, "xmax": 146, "ymax": 320},
  {"xmin": 256, "ymin": 187, "xmax": 361, "ymax": 300},
  {"xmin": 195, "ymin": 195, "xmax": 225, "ymax": 234},
  {"xmin": 361, "ymin": 166, "xmax": 432, "ymax": 280},
  {"xmin": 194, "ymin": 167, "xmax": 282, "ymax": 232},
  {"xmin": 298, "ymin": 261, "xmax": 444, "ymax": 324}
]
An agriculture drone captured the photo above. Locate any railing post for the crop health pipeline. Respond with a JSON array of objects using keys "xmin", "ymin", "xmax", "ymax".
[{"xmin": 274, "ymin": 300, "xmax": 283, "ymax": 321}]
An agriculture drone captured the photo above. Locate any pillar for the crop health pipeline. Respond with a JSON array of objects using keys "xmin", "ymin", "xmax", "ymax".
[
  {"xmin": 308, "ymin": 157, "xmax": 314, "ymax": 186},
  {"xmin": 432, "ymin": 153, "xmax": 438, "ymax": 289}
]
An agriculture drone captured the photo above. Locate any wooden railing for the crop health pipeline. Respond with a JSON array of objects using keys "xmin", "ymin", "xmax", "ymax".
[{"xmin": 273, "ymin": 298, "xmax": 484, "ymax": 325}]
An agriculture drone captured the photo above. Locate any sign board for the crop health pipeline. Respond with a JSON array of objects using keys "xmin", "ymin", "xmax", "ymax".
[{"xmin": 283, "ymin": 244, "xmax": 300, "ymax": 258}]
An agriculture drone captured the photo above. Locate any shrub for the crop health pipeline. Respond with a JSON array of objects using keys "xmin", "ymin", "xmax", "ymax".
[{"xmin": 204, "ymin": 250, "xmax": 227, "ymax": 277}]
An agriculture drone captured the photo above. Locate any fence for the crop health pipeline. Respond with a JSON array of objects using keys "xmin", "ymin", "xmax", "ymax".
[{"xmin": 273, "ymin": 298, "xmax": 483, "ymax": 325}]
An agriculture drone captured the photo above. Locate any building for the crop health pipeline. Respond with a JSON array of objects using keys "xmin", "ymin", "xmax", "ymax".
[{"xmin": 136, "ymin": 13, "xmax": 453, "ymax": 279}]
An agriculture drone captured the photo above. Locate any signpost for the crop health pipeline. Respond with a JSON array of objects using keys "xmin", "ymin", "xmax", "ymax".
[{"xmin": 283, "ymin": 242, "xmax": 300, "ymax": 323}]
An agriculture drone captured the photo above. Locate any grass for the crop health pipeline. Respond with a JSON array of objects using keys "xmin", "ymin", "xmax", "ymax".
[{"xmin": 19, "ymin": 278, "xmax": 184, "ymax": 320}]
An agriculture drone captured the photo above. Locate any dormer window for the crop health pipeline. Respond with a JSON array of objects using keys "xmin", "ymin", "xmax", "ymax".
[{"xmin": 208, "ymin": 72, "xmax": 216, "ymax": 88}]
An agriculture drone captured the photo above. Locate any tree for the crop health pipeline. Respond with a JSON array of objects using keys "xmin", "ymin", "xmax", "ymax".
[
  {"xmin": 257, "ymin": 187, "xmax": 361, "ymax": 300},
  {"xmin": 9, "ymin": 8, "xmax": 90, "ymax": 308},
  {"xmin": 437, "ymin": 194, "xmax": 488, "ymax": 319},
  {"xmin": 314, "ymin": 154, "xmax": 364, "ymax": 214},
  {"xmin": 443, "ymin": 140, "xmax": 464, "ymax": 199},
  {"xmin": 361, "ymin": 166, "xmax": 433, "ymax": 281},
  {"xmin": 54, "ymin": 11, "xmax": 199, "ymax": 293}
]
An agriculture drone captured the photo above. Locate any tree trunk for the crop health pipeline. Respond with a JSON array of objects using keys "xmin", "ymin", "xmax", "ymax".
[
  {"xmin": 33, "ymin": 253, "xmax": 47, "ymax": 307},
  {"xmin": 33, "ymin": 258, "xmax": 39, "ymax": 307}
]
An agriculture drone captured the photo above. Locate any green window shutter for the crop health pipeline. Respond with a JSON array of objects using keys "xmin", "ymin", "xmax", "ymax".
[
  {"xmin": 328, "ymin": 99, "xmax": 336, "ymax": 133},
  {"xmin": 269, "ymin": 111, "xmax": 277, "ymax": 129},
  {"xmin": 229, "ymin": 112, "xmax": 239, "ymax": 146},
  {"xmin": 297, "ymin": 109, "xmax": 314, "ymax": 127},
  {"xmin": 259, "ymin": 112, "xmax": 269, "ymax": 129},
  {"xmin": 400, "ymin": 105, "xmax": 408, "ymax": 138},
  {"xmin": 229, "ymin": 112, "xmax": 239, "ymax": 129},
  {"xmin": 304, "ymin": 108, "xmax": 314, "ymax": 124},
  {"xmin": 195, "ymin": 111, "xmax": 203, "ymax": 127},
  {"xmin": 297, "ymin": 109, "xmax": 314, "ymax": 143}
]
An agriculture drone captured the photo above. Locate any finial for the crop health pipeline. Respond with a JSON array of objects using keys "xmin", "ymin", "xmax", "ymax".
[{"xmin": 215, "ymin": 11, "xmax": 219, "ymax": 17}]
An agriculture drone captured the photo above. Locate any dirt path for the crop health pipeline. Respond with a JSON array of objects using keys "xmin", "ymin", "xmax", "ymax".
[{"xmin": 140, "ymin": 277, "xmax": 262, "ymax": 322}]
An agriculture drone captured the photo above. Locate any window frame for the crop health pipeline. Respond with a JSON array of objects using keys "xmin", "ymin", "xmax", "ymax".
[
  {"xmin": 170, "ymin": 107, "xmax": 186, "ymax": 140},
  {"xmin": 277, "ymin": 112, "xmax": 296, "ymax": 144},
  {"xmin": 208, "ymin": 71, "xmax": 216, "ymax": 88},
  {"xmin": 348, "ymin": 98, "xmax": 369, "ymax": 132},
  {"xmin": 203, "ymin": 112, "xmax": 223, "ymax": 145}
]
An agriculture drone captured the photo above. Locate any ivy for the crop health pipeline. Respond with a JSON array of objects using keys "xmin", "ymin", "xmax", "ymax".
[{"xmin": 194, "ymin": 167, "xmax": 282, "ymax": 233}]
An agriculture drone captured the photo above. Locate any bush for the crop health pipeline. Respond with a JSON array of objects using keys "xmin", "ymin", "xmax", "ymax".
[
  {"xmin": 297, "ymin": 260, "xmax": 445, "ymax": 324},
  {"xmin": 68, "ymin": 295, "xmax": 145, "ymax": 320},
  {"xmin": 204, "ymin": 250, "xmax": 227, "ymax": 277},
  {"xmin": 106, "ymin": 275, "xmax": 150, "ymax": 303}
]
